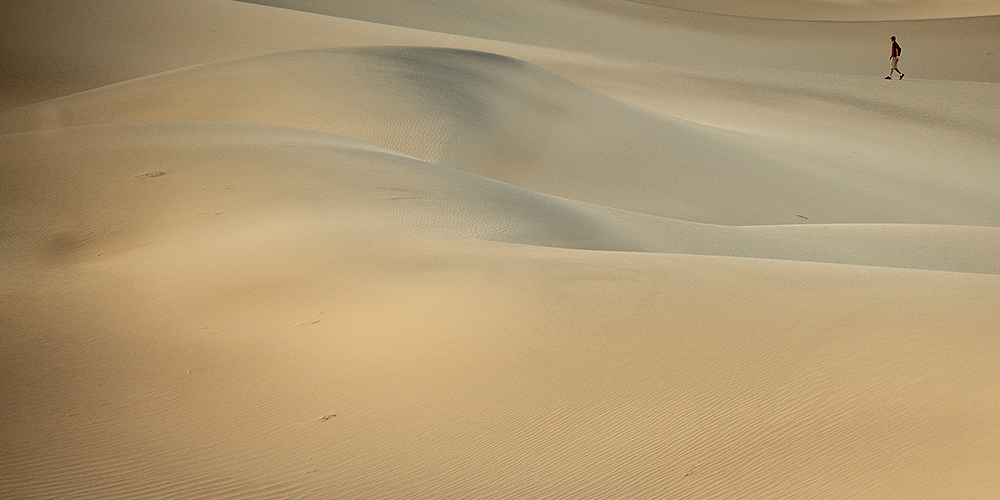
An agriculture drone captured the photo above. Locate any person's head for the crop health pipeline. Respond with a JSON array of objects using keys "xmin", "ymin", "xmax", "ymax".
[{"xmin": 891, "ymin": 36, "xmax": 896, "ymax": 41}]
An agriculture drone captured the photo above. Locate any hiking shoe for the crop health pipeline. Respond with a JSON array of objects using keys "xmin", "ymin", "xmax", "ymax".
[
  {"xmin": 899, "ymin": 74, "xmax": 905, "ymax": 80},
  {"xmin": 885, "ymin": 76, "xmax": 892, "ymax": 79}
]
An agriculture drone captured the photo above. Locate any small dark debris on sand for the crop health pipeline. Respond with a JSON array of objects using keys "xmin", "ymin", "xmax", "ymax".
[{"xmin": 133, "ymin": 170, "xmax": 167, "ymax": 182}]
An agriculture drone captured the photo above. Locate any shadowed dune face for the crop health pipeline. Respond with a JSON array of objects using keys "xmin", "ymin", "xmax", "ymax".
[{"xmin": 3, "ymin": 1, "xmax": 1000, "ymax": 499}]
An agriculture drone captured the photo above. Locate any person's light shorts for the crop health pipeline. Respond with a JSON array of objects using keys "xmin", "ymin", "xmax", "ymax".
[{"xmin": 890, "ymin": 57, "xmax": 899, "ymax": 70}]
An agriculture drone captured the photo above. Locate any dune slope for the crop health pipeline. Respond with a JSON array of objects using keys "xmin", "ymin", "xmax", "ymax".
[
  {"xmin": 2, "ymin": 1, "xmax": 999, "ymax": 499},
  {"xmin": 4, "ymin": 47, "xmax": 998, "ymax": 229}
]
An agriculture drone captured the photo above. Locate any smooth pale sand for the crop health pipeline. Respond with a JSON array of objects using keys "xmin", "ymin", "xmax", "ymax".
[{"xmin": 2, "ymin": 1, "xmax": 1000, "ymax": 498}]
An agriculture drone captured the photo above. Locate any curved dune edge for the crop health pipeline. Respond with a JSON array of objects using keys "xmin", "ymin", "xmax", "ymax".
[{"xmin": 3, "ymin": 121, "xmax": 999, "ymax": 275}]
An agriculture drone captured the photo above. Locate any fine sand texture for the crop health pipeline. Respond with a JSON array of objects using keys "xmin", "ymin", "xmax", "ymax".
[{"xmin": 3, "ymin": 1, "xmax": 1000, "ymax": 498}]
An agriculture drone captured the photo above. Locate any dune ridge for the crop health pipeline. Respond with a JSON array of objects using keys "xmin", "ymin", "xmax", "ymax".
[
  {"xmin": 2, "ymin": 0, "xmax": 999, "ymax": 499},
  {"xmin": 4, "ymin": 121, "xmax": 1000, "ymax": 275},
  {"xmin": 627, "ymin": 0, "xmax": 1000, "ymax": 20}
]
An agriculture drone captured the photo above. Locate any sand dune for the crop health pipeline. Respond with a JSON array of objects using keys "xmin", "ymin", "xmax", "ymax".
[
  {"xmin": 4, "ymin": 46, "xmax": 998, "ymax": 229},
  {"xmin": 3, "ymin": 0, "xmax": 1000, "ymax": 499},
  {"xmin": 5, "ymin": 121, "xmax": 998, "ymax": 272},
  {"xmin": 632, "ymin": 0, "xmax": 1000, "ymax": 20},
  {"xmin": 235, "ymin": 0, "xmax": 1000, "ymax": 81},
  {"xmin": 3, "ymin": 0, "xmax": 999, "ymax": 112}
]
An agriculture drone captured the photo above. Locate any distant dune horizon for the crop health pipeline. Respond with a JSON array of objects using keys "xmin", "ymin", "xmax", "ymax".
[{"xmin": 629, "ymin": 0, "xmax": 1000, "ymax": 20}]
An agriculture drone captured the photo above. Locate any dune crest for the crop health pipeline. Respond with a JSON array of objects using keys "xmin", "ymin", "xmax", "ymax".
[{"xmin": 629, "ymin": 0, "xmax": 1000, "ymax": 20}]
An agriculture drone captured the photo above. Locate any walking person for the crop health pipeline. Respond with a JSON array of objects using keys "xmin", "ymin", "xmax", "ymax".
[{"xmin": 886, "ymin": 36, "xmax": 904, "ymax": 80}]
